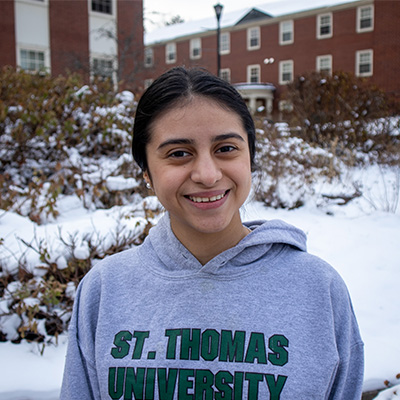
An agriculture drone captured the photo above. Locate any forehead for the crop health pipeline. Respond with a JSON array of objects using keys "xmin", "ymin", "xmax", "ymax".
[{"xmin": 149, "ymin": 96, "xmax": 245, "ymax": 141}]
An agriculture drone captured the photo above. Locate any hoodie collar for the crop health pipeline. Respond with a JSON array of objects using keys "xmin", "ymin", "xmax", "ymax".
[{"xmin": 146, "ymin": 213, "xmax": 307, "ymax": 278}]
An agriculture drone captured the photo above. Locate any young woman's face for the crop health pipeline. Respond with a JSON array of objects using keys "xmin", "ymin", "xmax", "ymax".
[{"xmin": 145, "ymin": 96, "xmax": 252, "ymax": 241}]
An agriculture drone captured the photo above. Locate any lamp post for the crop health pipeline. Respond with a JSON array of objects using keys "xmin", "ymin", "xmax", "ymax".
[{"xmin": 214, "ymin": 3, "xmax": 223, "ymax": 77}]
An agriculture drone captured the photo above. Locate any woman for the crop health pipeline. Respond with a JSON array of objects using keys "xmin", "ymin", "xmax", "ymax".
[{"xmin": 61, "ymin": 67, "xmax": 364, "ymax": 399}]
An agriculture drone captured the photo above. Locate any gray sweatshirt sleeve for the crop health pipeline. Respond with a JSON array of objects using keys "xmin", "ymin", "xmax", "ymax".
[
  {"xmin": 327, "ymin": 276, "xmax": 364, "ymax": 399},
  {"xmin": 60, "ymin": 271, "xmax": 102, "ymax": 399}
]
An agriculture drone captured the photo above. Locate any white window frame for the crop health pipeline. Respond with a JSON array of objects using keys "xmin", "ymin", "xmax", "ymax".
[
  {"xmin": 190, "ymin": 38, "xmax": 202, "ymax": 60},
  {"xmin": 220, "ymin": 32, "xmax": 230, "ymax": 55},
  {"xmin": 19, "ymin": 0, "xmax": 48, "ymax": 5},
  {"xmin": 356, "ymin": 49, "xmax": 373, "ymax": 77},
  {"xmin": 317, "ymin": 13, "xmax": 333, "ymax": 39},
  {"xmin": 247, "ymin": 27, "xmax": 261, "ymax": 50},
  {"xmin": 247, "ymin": 64, "xmax": 261, "ymax": 83},
  {"xmin": 357, "ymin": 4, "xmax": 374, "ymax": 33},
  {"xmin": 165, "ymin": 42, "xmax": 176, "ymax": 64},
  {"xmin": 280, "ymin": 20, "xmax": 294, "ymax": 45},
  {"xmin": 18, "ymin": 46, "xmax": 50, "ymax": 73},
  {"xmin": 279, "ymin": 60, "xmax": 294, "ymax": 85},
  {"xmin": 316, "ymin": 54, "xmax": 332, "ymax": 75},
  {"xmin": 144, "ymin": 47, "xmax": 154, "ymax": 68},
  {"xmin": 220, "ymin": 68, "xmax": 231, "ymax": 82}
]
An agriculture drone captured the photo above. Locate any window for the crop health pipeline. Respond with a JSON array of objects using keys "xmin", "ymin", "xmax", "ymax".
[
  {"xmin": 316, "ymin": 55, "xmax": 332, "ymax": 75},
  {"xmin": 280, "ymin": 20, "xmax": 293, "ymax": 45},
  {"xmin": 357, "ymin": 5, "xmax": 374, "ymax": 33},
  {"xmin": 165, "ymin": 43, "xmax": 176, "ymax": 64},
  {"xmin": 356, "ymin": 49, "xmax": 373, "ymax": 77},
  {"xmin": 247, "ymin": 65, "xmax": 260, "ymax": 83},
  {"xmin": 91, "ymin": 0, "xmax": 112, "ymax": 14},
  {"xmin": 220, "ymin": 32, "xmax": 230, "ymax": 55},
  {"xmin": 190, "ymin": 38, "xmax": 201, "ymax": 59},
  {"xmin": 247, "ymin": 27, "xmax": 260, "ymax": 50},
  {"xmin": 20, "ymin": 49, "xmax": 45, "ymax": 72},
  {"xmin": 317, "ymin": 13, "xmax": 332, "ymax": 39},
  {"xmin": 279, "ymin": 60, "xmax": 293, "ymax": 84},
  {"xmin": 144, "ymin": 48, "xmax": 154, "ymax": 67},
  {"xmin": 220, "ymin": 68, "xmax": 231, "ymax": 82},
  {"xmin": 92, "ymin": 58, "xmax": 114, "ymax": 80}
]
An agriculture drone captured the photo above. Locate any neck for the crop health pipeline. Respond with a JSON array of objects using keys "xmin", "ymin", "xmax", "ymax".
[{"xmin": 170, "ymin": 214, "xmax": 250, "ymax": 265}]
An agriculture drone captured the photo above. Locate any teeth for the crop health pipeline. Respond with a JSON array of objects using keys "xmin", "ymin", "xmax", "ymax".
[{"xmin": 189, "ymin": 193, "xmax": 226, "ymax": 203}]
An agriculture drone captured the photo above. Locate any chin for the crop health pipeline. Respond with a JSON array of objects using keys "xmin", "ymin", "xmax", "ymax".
[{"xmin": 191, "ymin": 219, "xmax": 231, "ymax": 235}]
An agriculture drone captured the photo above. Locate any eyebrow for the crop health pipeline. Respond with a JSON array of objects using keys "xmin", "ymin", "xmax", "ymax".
[
  {"xmin": 213, "ymin": 133, "xmax": 245, "ymax": 143},
  {"xmin": 157, "ymin": 133, "xmax": 245, "ymax": 150},
  {"xmin": 157, "ymin": 138, "xmax": 195, "ymax": 150}
]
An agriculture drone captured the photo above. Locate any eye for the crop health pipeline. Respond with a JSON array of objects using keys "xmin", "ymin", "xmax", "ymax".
[
  {"xmin": 217, "ymin": 145, "xmax": 236, "ymax": 153},
  {"xmin": 168, "ymin": 150, "xmax": 190, "ymax": 158}
]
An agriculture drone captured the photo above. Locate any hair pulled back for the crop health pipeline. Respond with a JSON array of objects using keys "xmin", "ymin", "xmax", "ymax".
[{"xmin": 132, "ymin": 66, "xmax": 256, "ymax": 172}]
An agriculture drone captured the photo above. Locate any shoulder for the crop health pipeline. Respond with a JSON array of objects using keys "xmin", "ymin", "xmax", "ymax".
[
  {"xmin": 284, "ymin": 245, "xmax": 343, "ymax": 282},
  {"xmin": 76, "ymin": 243, "xmax": 146, "ymax": 298},
  {"xmin": 269, "ymin": 244, "xmax": 353, "ymax": 311}
]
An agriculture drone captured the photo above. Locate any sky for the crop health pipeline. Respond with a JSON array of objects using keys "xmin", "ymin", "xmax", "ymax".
[
  {"xmin": 143, "ymin": 0, "xmax": 264, "ymax": 31},
  {"xmin": 143, "ymin": 0, "xmax": 357, "ymax": 32}
]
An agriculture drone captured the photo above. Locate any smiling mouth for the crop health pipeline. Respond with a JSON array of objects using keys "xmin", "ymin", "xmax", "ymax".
[{"xmin": 186, "ymin": 190, "xmax": 229, "ymax": 203}]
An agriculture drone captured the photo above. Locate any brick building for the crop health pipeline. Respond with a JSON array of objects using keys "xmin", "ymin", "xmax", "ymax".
[
  {"xmin": 0, "ymin": 0, "xmax": 144, "ymax": 90},
  {"xmin": 143, "ymin": 0, "xmax": 400, "ymax": 113}
]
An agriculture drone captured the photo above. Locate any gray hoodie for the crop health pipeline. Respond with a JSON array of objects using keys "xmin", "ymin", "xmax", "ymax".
[{"xmin": 61, "ymin": 215, "xmax": 364, "ymax": 399}]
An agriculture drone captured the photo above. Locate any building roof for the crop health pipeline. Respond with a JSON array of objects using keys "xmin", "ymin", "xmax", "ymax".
[{"xmin": 145, "ymin": 0, "xmax": 362, "ymax": 45}]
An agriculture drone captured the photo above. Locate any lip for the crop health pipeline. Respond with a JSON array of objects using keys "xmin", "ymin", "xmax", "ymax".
[{"xmin": 184, "ymin": 189, "xmax": 230, "ymax": 210}]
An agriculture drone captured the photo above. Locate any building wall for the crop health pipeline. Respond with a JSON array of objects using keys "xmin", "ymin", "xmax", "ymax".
[
  {"xmin": 0, "ymin": 1, "xmax": 16, "ymax": 67},
  {"xmin": 0, "ymin": 0, "xmax": 144, "ymax": 89},
  {"xmin": 49, "ymin": 0, "xmax": 89, "ymax": 77},
  {"xmin": 117, "ymin": 0, "xmax": 144, "ymax": 89},
  {"xmin": 143, "ymin": 0, "xmax": 400, "ymax": 102},
  {"xmin": 373, "ymin": 0, "xmax": 400, "ymax": 99}
]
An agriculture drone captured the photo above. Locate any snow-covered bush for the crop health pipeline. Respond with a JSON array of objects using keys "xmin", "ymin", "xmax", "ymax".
[
  {"xmin": 253, "ymin": 118, "xmax": 399, "ymax": 212},
  {"xmin": 253, "ymin": 121, "xmax": 343, "ymax": 209},
  {"xmin": 284, "ymin": 71, "xmax": 399, "ymax": 163},
  {"xmin": 0, "ymin": 66, "xmax": 144, "ymax": 223},
  {"xmin": 0, "ymin": 68, "xmax": 162, "ymax": 346},
  {"xmin": 373, "ymin": 374, "xmax": 400, "ymax": 400}
]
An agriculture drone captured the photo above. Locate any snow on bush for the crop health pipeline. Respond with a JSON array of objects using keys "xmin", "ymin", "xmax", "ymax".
[{"xmin": 0, "ymin": 68, "xmax": 161, "ymax": 346}]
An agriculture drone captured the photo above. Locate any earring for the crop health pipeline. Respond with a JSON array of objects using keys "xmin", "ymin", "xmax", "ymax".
[{"xmin": 146, "ymin": 182, "xmax": 152, "ymax": 190}]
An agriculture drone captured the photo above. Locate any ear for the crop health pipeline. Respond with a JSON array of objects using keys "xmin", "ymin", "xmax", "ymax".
[
  {"xmin": 143, "ymin": 170, "xmax": 153, "ymax": 191},
  {"xmin": 143, "ymin": 170, "xmax": 151, "ymax": 185}
]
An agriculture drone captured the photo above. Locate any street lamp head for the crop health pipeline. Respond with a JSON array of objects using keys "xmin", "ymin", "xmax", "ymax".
[{"xmin": 214, "ymin": 3, "xmax": 223, "ymax": 21}]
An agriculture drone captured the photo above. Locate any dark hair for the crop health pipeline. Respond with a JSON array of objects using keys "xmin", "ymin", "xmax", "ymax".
[{"xmin": 132, "ymin": 66, "xmax": 256, "ymax": 172}]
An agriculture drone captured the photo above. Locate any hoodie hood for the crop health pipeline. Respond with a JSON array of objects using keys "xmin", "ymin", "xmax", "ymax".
[{"xmin": 145, "ymin": 214, "xmax": 307, "ymax": 278}]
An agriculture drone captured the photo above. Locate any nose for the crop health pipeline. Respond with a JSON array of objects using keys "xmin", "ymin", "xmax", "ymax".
[{"xmin": 190, "ymin": 154, "xmax": 222, "ymax": 187}]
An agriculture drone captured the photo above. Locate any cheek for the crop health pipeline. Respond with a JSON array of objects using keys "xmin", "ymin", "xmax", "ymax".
[
  {"xmin": 151, "ymin": 167, "xmax": 186, "ymax": 197},
  {"xmin": 233, "ymin": 163, "xmax": 252, "ymax": 195}
]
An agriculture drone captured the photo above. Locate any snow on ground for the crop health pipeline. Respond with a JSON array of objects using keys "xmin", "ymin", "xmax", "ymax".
[{"xmin": 1, "ymin": 169, "xmax": 400, "ymax": 399}]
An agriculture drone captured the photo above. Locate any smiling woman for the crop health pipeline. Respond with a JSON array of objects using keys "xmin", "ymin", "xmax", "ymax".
[
  {"xmin": 144, "ymin": 95, "xmax": 252, "ymax": 264},
  {"xmin": 61, "ymin": 67, "xmax": 364, "ymax": 399}
]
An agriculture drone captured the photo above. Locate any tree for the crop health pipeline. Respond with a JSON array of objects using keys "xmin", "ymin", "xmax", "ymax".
[
  {"xmin": 284, "ymin": 71, "xmax": 391, "ymax": 152},
  {"xmin": 165, "ymin": 15, "xmax": 185, "ymax": 26}
]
